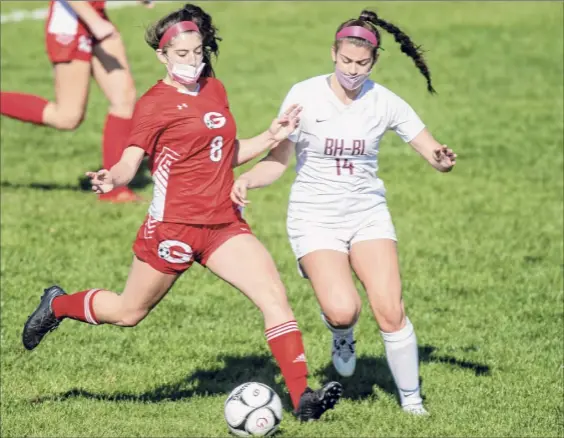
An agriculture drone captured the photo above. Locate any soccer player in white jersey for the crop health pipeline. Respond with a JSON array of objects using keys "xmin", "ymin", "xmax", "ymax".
[{"xmin": 231, "ymin": 9, "xmax": 457, "ymax": 415}]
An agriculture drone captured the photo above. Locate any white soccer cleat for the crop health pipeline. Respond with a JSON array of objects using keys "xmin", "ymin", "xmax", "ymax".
[
  {"xmin": 332, "ymin": 330, "xmax": 356, "ymax": 377},
  {"xmin": 402, "ymin": 403, "xmax": 429, "ymax": 416}
]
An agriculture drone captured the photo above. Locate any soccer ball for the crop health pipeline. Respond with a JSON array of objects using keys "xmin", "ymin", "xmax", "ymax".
[{"xmin": 224, "ymin": 382, "xmax": 283, "ymax": 436}]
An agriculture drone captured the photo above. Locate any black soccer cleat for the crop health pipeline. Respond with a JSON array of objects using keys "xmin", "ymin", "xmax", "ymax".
[
  {"xmin": 22, "ymin": 285, "xmax": 67, "ymax": 350},
  {"xmin": 295, "ymin": 381, "xmax": 343, "ymax": 422}
]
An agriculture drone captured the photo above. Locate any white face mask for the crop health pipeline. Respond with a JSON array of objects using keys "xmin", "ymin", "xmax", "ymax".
[{"xmin": 167, "ymin": 62, "xmax": 206, "ymax": 85}]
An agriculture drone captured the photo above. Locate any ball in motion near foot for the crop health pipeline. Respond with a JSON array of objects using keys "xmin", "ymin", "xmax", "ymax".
[{"xmin": 224, "ymin": 382, "xmax": 283, "ymax": 436}]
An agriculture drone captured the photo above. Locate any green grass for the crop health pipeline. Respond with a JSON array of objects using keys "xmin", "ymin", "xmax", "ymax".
[{"xmin": 1, "ymin": 1, "xmax": 563, "ymax": 437}]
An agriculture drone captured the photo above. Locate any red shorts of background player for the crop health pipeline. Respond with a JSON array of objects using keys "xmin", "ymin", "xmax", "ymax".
[
  {"xmin": 44, "ymin": 1, "xmax": 109, "ymax": 63},
  {"xmin": 133, "ymin": 215, "xmax": 253, "ymax": 275}
]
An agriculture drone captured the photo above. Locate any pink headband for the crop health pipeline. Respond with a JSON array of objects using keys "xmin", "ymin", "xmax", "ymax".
[
  {"xmin": 336, "ymin": 25, "xmax": 378, "ymax": 47},
  {"xmin": 159, "ymin": 21, "xmax": 200, "ymax": 49}
]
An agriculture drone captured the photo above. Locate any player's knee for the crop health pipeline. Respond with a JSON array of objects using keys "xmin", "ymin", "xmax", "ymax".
[
  {"xmin": 323, "ymin": 299, "xmax": 361, "ymax": 328},
  {"xmin": 108, "ymin": 80, "xmax": 136, "ymax": 118},
  {"xmin": 54, "ymin": 111, "xmax": 84, "ymax": 130},
  {"xmin": 375, "ymin": 303, "xmax": 405, "ymax": 333},
  {"xmin": 117, "ymin": 309, "xmax": 148, "ymax": 327}
]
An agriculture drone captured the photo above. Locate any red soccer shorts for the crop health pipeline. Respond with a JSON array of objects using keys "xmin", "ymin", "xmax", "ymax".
[
  {"xmin": 132, "ymin": 215, "xmax": 253, "ymax": 275},
  {"xmin": 44, "ymin": 1, "xmax": 109, "ymax": 64}
]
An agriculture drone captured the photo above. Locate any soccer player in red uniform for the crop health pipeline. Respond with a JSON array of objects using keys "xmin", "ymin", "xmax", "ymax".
[
  {"xmin": 22, "ymin": 3, "xmax": 342, "ymax": 422},
  {"xmin": 0, "ymin": 0, "xmax": 153, "ymax": 202}
]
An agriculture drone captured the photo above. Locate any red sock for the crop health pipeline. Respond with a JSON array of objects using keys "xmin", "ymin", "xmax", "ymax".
[
  {"xmin": 0, "ymin": 92, "xmax": 48, "ymax": 125},
  {"xmin": 100, "ymin": 114, "xmax": 133, "ymax": 195},
  {"xmin": 51, "ymin": 289, "xmax": 101, "ymax": 325},
  {"xmin": 266, "ymin": 320, "xmax": 309, "ymax": 410}
]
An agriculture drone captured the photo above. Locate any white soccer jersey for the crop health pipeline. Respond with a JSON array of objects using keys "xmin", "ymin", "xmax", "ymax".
[{"xmin": 279, "ymin": 74, "xmax": 425, "ymax": 226}]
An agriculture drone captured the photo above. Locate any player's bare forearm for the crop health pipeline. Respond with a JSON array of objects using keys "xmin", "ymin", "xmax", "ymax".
[
  {"xmin": 109, "ymin": 146, "xmax": 145, "ymax": 187},
  {"xmin": 409, "ymin": 128, "xmax": 445, "ymax": 171},
  {"xmin": 233, "ymin": 130, "xmax": 279, "ymax": 167},
  {"xmin": 66, "ymin": 1, "xmax": 106, "ymax": 29},
  {"xmin": 239, "ymin": 140, "xmax": 294, "ymax": 189}
]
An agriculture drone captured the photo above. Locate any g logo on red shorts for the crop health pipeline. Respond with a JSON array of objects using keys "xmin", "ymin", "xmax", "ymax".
[{"xmin": 157, "ymin": 240, "xmax": 193, "ymax": 264}]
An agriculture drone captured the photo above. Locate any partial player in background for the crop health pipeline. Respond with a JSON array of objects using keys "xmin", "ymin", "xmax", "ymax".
[
  {"xmin": 0, "ymin": 0, "xmax": 153, "ymax": 202},
  {"xmin": 22, "ymin": 3, "xmax": 342, "ymax": 422},
  {"xmin": 232, "ymin": 9, "xmax": 457, "ymax": 415}
]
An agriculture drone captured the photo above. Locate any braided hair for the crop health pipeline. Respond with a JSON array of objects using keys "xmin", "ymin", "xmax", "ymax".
[{"xmin": 335, "ymin": 9, "xmax": 436, "ymax": 94}]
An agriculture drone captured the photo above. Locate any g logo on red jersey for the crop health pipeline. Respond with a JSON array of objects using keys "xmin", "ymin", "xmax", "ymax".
[
  {"xmin": 203, "ymin": 112, "xmax": 226, "ymax": 129},
  {"xmin": 157, "ymin": 240, "xmax": 193, "ymax": 264}
]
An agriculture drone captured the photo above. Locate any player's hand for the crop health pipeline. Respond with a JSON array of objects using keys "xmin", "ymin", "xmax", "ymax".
[
  {"xmin": 86, "ymin": 169, "xmax": 114, "ymax": 194},
  {"xmin": 432, "ymin": 145, "xmax": 457, "ymax": 172},
  {"xmin": 231, "ymin": 177, "xmax": 251, "ymax": 207},
  {"xmin": 138, "ymin": 0, "xmax": 154, "ymax": 8},
  {"xmin": 268, "ymin": 104, "xmax": 302, "ymax": 142},
  {"xmin": 90, "ymin": 19, "xmax": 116, "ymax": 41}
]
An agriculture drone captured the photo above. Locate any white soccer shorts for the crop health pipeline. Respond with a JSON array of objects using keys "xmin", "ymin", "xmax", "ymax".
[{"xmin": 287, "ymin": 206, "xmax": 397, "ymax": 278}]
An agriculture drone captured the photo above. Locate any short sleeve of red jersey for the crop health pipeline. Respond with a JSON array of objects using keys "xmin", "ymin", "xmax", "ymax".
[
  {"xmin": 212, "ymin": 78, "xmax": 230, "ymax": 109},
  {"xmin": 126, "ymin": 99, "xmax": 165, "ymax": 156}
]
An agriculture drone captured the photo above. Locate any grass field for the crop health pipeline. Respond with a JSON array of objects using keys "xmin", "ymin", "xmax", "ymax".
[{"xmin": 1, "ymin": 1, "xmax": 563, "ymax": 437}]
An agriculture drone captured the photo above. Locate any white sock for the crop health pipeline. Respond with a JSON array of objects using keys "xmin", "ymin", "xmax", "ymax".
[
  {"xmin": 320, "ymin": 312, "xmax": 355, "ymax": 335},
  {"xmin": 381, "ymin": 317, "xmax": 423, "ymax": 407}
]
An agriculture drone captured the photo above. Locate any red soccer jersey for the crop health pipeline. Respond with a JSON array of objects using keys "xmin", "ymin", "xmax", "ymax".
[
  {"xmin": 126, "ymin": 78, "xmax": 240, "ymax": 225},
  {"xmin": 89, "ymin": 1, "xmax": 106, "ymax": 10},
  {"xmin": 49, "ymin": 1, "xmax": 106, "ymax": 11}
]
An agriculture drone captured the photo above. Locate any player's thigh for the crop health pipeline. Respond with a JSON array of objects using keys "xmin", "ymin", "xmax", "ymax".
[
  {"xmin": 300, "ymin": 250, "xmax": 361, "ymax": 327},
  {"xmin": 91, "ymin": 33, "xmax": 136, "ymax": 117},
  {"xmin": 125, "ymin": 218, "xmax": 190, "ymax": 315},
  {"xmin": 350, "ymin": 238, "xmax": 405, "ymax": 331},
  {"xmin": 205, "ymin": 233, "xmax": 291, "ymax": 316},
  {"xmin": 49, "ymin": 61, "xmax": 91, "ymax": 127},
  {"xmin": 119, "ymin": 255, "xmax": 179, "ymax": 312},
  {"xmin": 92, "ymin": 256, "xmax": 179, "ymax": 327}
]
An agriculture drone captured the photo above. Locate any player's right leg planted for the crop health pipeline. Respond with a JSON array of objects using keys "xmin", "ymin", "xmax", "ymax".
[
  {"xmin": 204, "ymin": 233, "xmax": 344, "ymax": 422},
  {"xmin": 265, "ymin": 321, "xmax": 343, "ymax": 421}
]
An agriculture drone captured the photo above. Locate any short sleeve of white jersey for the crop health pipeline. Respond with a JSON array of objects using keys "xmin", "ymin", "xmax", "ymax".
[
  {"xmin": 278, "ymin": 85, "xmax": 302, "ymax": 143},
  {"xmin": 387, "ymin": 92, "xmax": 426, "ymax": 143}
]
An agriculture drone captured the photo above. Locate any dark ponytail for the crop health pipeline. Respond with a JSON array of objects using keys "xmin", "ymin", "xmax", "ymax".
[
  {"xmin": 336, "ymin": 10, "xmax": 436, "ymax": 94},
  {"xmin": 145, "ymin": 3, "xmax": 221, "ymax": 78}
]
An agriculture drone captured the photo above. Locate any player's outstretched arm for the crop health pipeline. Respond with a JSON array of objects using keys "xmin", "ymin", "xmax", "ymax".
[
  {"xmin": 233, "ymin": 104, "xmax": 301, "ymax": 167},
  {"xmin": 230, "ymin": 140, "xmax": 294, "ymax": 207},
  {"xmin": 67, "ymin": 1, "xmax": 115, "ymax": 41},
  {"xmin": 86, "ymin": 146, "xmax": 145, "ymax": 194},
  {"xmin": 408, "ymin": 128, "xmax": 457, "ymax": 172}
]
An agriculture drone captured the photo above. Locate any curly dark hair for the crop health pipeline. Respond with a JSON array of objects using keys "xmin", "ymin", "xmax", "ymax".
[
  {"xmin": 336, "ymin": 9, "xmax": 436, "ymax": 94},
  {"xmin": 145, "ymin": 3, "xmax": 221, "ymax": 78}
]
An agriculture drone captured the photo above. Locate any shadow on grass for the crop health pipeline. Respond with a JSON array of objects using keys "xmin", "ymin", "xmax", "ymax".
[
  {"xmin": 1, "ymin": 160, "xmax": 152, "ymax": 193},
  {"xmin": 315, "ymin": 344, "xmax": 491, "ymax": 403},
  {"xmin": 30, "ymin": 345, "xmax": 490, "ymax": 407},
  {"xmin": 30, "ymin": 354, "xmax": 291, "ymax": 407}
]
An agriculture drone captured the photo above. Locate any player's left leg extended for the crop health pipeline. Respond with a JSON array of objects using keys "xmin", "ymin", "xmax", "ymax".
[
  {"xmin": 22, "ymin": 256, "xmax": 179, "ymax": 351},
  {"xmin": 91, "ymin": 33, "xmax": 139, "ymax": 203},
  {"xmin": 205, "ymin": 232, "xmax": 342, "ymax": 421},
  {"xmin": 350, "ymin": 238, "xmax": 428, "ymax": 415}
]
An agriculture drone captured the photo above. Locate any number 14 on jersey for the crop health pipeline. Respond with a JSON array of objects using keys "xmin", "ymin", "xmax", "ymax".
[
  {"xmin": 324, "ymin": 138, "xmax": 366, "ymax": 176},
  {"xmin": 335, "ymin": 158, "xmax": 354, "ymax": 175}
]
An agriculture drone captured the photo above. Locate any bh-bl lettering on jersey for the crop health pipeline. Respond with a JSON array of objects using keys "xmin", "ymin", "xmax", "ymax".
[{"xmin": 324, "ymin": 138, "xmax": 366, "ymax": 156}]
